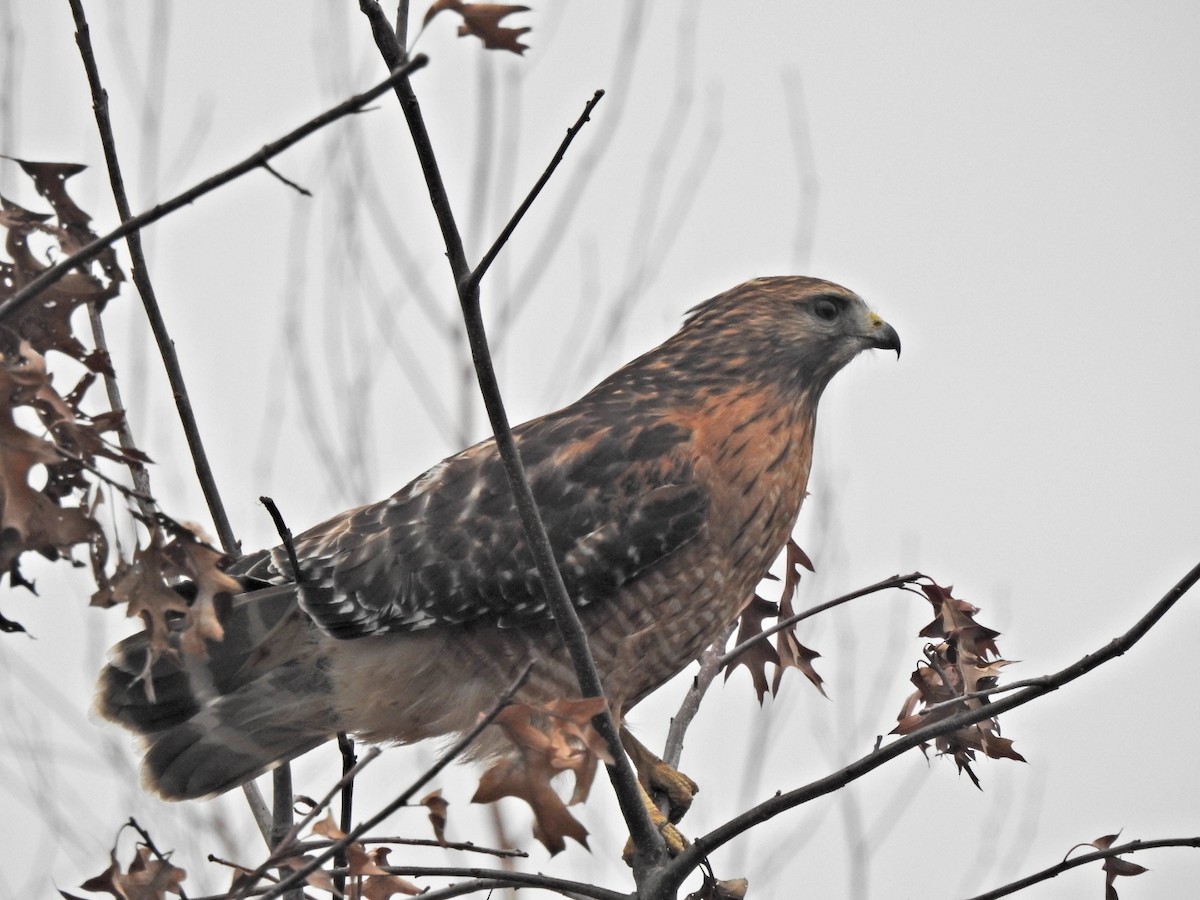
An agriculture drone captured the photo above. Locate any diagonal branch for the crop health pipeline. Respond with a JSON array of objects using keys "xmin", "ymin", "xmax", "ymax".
[
  {"xmin": 719, "ymin": 571, "xmax": 926, "ymax": 669},
  {"xmin": 0, "ymin": 54, "xmax": 429, "ymax": 325},
  {"xmin": 648, "ymin": 558, "xmax": 1200, "ymax": 899},
  {"xmin": 356, "ymin": 0, "xmax": 665, "ymax": 871}
]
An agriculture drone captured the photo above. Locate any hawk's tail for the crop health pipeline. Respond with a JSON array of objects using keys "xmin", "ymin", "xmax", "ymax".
[{"xmin": 95, "ymin": 586, "xmax": 336, "ymax": 800}]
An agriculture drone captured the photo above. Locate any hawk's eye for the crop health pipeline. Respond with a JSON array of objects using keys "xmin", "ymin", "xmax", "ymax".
[{"xmin": 813, "ymin": 297, "xmax": 840, "ymax": 321}]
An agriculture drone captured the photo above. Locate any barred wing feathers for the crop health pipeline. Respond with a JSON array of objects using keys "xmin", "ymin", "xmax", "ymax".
[{"xmin": 240, "ymin": 413, "xmax": 708, "ymax": 639}]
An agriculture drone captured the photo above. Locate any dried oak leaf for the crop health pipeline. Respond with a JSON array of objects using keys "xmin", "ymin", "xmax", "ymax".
[
  {"xmin": 725, "ymin": 539, "xmax": 823, "ymax": 700},
  {"xmin": 277, "ymin": 856, "xmax": 337, "ymax": 895},
  {"xmin": 307, "ymin": 814, "xmax": 421, "ymax": 899},
  {"xmin": 93, "ymin": 525, "xmax": 237, "ymax": 689},
  {"xmin": 421, "ymin": 788, "xmax": 449, "ymax": 845},
  {"xmin": 422, "ymin": 1, "xmax": 531, "ymax": 54},
  {"xmin": 162, "ymin": 524, "xmax": 238, "ymax": 657},
  {"xmin": 67, "ymin": 847, "xmax": 186, "ymax": 900},
  {"xmin": 1064, "ymin": 833, "xmax": 1149, "ymax": 900},
  {"xmin": 773, "ymin": 539, "xmax": 824, "ymax": 696},
  {"xmin": 472, "ymin": 697, "xmax": 610, "ymax": 854},
  {"xmin": 350, "ymin": 848, "xmax": 422, "ymax": 900},
  {"xmin": 724, "ymin": 593, "xmax": 780, "ymax": 702}
]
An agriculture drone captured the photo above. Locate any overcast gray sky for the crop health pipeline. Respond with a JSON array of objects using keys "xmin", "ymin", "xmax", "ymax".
[{"xmin": 2, "ymin": 2, "xmax": 1199, "ymax": 898}]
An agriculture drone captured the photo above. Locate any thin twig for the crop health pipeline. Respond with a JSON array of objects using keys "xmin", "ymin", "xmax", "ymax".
[
  {"xmin": 648, "ymin": 558, "xmax": 1200, "ymax": 899},
  {"xmin": 300, "ymin": 836, "xmax": 526, "ymax": 859},
  {"xmin": 463, "ymin": 89, "xmax": 606, "ymax": 294},
  {"xmin": 67, "ymin": 0, "xmax": 170, "ymax": 542},
  {"xmin": 125, "ymin": 818, "xmax": 189, "ymax": 900},
  {"xmin": 83, "ymin": 306, "xmax": 158, "ymax": 525},
  {"xmin": 252, "ymin": 663, "xmax": 533, "ymax": 900},
  {"xmin": 363, "ymin": 867, "xmax": 627, "ymax": 900},
  {"xmin": 356, "ymin": 0, "xmax": 665, "ymax": 872},
  {"xmin": 0, "ymin": 54, "xmax": 429, "ymax": 324},
  {"xmin": 229, "ymin": 747, "xmax": 383, "ymax": 898},
  {"xmin": 663, "ymin": 620, "xmax": 736, "ymax": 770},
  {"xmin": 259, "ymin": 496, "xmax": 302, "ymax": 579},
  {"xmin": 917, "ymin": 675, "xmax": 1055, "ymax": 717},
  {"xmin": 965, "ymin": 837, "xmax": 1200, "ymax": 900},
  {"xmin": 719, "ymin": 572, "xmax": 926, "ymax": 669}
]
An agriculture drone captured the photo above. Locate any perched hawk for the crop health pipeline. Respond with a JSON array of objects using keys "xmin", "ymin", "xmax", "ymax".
[{"xmin": 98, "ymin": 276, "xmax": 900, "ymax": 801}]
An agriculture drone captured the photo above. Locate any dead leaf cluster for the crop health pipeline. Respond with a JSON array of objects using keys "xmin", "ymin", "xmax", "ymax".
[
  {"xmin": 0, "ymin": 160, "xmax": 131, "ymax": 609},
  {"xmin": 0, "ymin": 160, "xmax": 239, "ymax": 671},
  {"xmin": 892, "ymin": 581, "xmax": 1025, "ymax": 786}
]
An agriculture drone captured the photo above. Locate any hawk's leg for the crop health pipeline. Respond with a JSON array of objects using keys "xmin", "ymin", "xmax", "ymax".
[{"xmin": 620, "ymin": 727, "xmax": 699, "ymax": 824}]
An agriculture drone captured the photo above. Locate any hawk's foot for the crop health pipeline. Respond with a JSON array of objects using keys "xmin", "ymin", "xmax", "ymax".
[{"xmin": 620, "ymin": 727, "xmax": 699, "ymax": 823}]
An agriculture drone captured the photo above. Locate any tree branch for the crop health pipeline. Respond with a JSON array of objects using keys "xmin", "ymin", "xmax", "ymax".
[
  {"xmin": 965, "ymin": 836, "xmax": 1200, "ymax": 900},
  {"xmin": 719, "ymin": 571, "xmax": 926, "ymax": 669},
  {"xmin": 649, "ymin": 558, "xmax": 1200, "ymax": 898},
  {"xmin": 356, "ymin": 0, "xmax": 665, "ymax": 872},
  {"xmin": 0, "ymin": 53, "xmax": 429, "ymax": 324}
]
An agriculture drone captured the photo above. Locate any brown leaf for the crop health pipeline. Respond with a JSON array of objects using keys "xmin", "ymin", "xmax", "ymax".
[
  {"xmin": 421, "ymin": 789, "xmax": 449, "ymax": 845},
  {"xmin": 114, "ymin": 847, "xmax": 186, "ymax": 900},
  {"xmin": 310, "ymin": 811, "xmax": 344, "ymax": 841},
  {"xmin": 1104, "ymin": 857, "xmax": 1148, "ymax": 877},
  {"xmin": 724, "ymin": 593, "xmax": 780, "ymax": 703},
  {"xmin": 74, "ymin": 848, "xmax": 186, "ymax": 900},
  {"xmin": 278, "ymin": 856, "xmax": 337, "ymax": 894},
  {"xmin": 472, "ymin": 699, "xmax": 610, "ymax": 853},
  {"xmin": 772, "ymin": 541, "xmax": 824, "ymax": 696},
  {"xmin": 163, "ymin": 526, "xmax": 237, "ymax": 657},
  {"xmin": 422, "ymin": 1, "xmax": 531, "ymax": 54},
  {"xmin": 686, "ymin": 876, "xmax": 749, "ymax": 899}
]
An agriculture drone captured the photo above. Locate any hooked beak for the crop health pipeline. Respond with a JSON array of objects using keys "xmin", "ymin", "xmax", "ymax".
[{"xmin": 865, "ymin": 311, "xmax": 901, "ymax": 358}]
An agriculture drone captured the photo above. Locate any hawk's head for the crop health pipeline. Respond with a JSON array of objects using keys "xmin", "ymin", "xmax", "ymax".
[{"xmin": 674, "ymin": 275, "xmax": 900, "ymax": 391}]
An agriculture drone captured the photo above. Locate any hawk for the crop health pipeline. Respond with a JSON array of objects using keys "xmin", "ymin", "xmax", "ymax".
[{"xmin": 98, "ymin": 276, "xmax": 900, "ymax": 802}]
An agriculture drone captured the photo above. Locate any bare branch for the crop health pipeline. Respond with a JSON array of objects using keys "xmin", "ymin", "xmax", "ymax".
[
  {"xmin": 965, "ymin": 836, "xmax": 1200, "ymax": 900},
  {"xmin": 299, "ymin": 836, "xmax": 526, "ymax": 859},
  {"xmin": 464, "ymin": 89, "xmax": 606, "ymax": 294},
  {"xmin": 0, "ymin": 54, "xmax": 429, "ymax": 324},
  {"xmin": 663, "ymin": 620, "xmax": 736, "ymax": 770},
  {"xmin": 719, "ymin": 572, "xmax": 926, "ymax": 669},
  {"xmin": 649, "ymin": 558, "xmax": 1200, "ymax": 898},
  {"xmin": 372, "ymin": 867, "xmax": 628, "ymax": 900}
]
